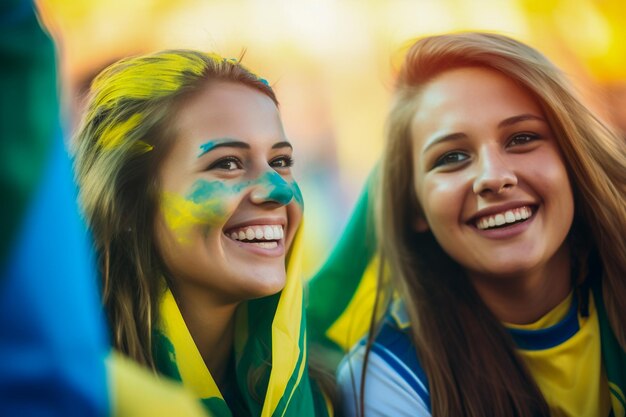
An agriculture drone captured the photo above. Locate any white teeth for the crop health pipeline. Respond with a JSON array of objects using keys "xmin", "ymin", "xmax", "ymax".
[
  {"xmin": 476, "ymin": 207, "xmax": 532, "ymax": 230},
  {"xmin": 521, "ymin": 207, "xmax": 530, "ymax": 219},
  {"xmin": 226, "ymin": 225, "xmax": 285, "ymax": 242}
]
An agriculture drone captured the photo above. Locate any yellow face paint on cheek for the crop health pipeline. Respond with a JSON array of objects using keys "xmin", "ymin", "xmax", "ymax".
[{"xmin": 160, "ymin": 180, "xmax": 231, "ymax": 243}]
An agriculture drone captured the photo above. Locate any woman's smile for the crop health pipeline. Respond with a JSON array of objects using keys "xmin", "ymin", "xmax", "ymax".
[
  {"xmin": 223, "ymin": 220, "xmax": 287, "ymax": 255},
  {"xmin": 472, "ymin": 204, "xmax": 534, "ymax": 230}
]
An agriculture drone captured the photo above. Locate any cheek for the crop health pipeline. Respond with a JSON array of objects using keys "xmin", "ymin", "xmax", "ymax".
[
  {"xmin": 284, "ymin": 182, "xmax": 304, "ymax": 251},
  {"xmin": 287, "ymin": 200, "xmax": 303, "ymax": 232},
  {"xmin": 535, "ymin": 156, "xmax": 575, "ymax": 234},
  {"xmin": 160, "ymin": 180, "xmax": 240, "ymax": 243},
  {"xmin": 153, "ymin": 215, "xmax": 190, "ymax": 279},
  {"xmin": 418, "ymin": 175, "xmax": 467, "ymax": 230},
  {"xmin": 529, "ymin": 151, "xmax": 574, "ymax": 213},
  {"xmin": 291, "ymin": 180, "xmax": 304, "ymax": 207}
]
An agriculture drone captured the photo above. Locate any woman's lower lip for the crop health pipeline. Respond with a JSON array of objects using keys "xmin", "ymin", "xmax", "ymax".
[
  {"xmin": 472, "ymin": 210, "xmax": 536, "ymax": 239},
  {"xmin": 225, "ymin": 236, "xmax": 286, "ymax": 256}
]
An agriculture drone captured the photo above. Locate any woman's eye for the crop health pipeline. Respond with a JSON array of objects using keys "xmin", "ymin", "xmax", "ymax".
[
  {"xmin": 433, "ymin": 152, "xmax": 469, "ymax": 168},
  {"xmin": 508, "ymin": 133, "xmax": 540, "ymax": 147},
  {"xmin": 209, "ymin": 157, "xmax": 242, "ymax": 171},
  {"xmin": 270, "ymin": 156, "xmax": 294, "ymax": 169}
]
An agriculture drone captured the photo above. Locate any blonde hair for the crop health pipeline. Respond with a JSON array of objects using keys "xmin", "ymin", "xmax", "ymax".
[
  {"xmin": 73, "ymin": 50, "xmax": 277, "ymax": 368},
  {"xmin": 376, "ymin": 32, "xmax": 626, "ymax": 416}
]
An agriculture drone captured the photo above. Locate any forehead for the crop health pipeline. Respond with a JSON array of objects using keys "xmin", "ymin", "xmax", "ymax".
[
  {"xmin": 174, "ymin": 81, "xmax": 284, "ymax": 148},
  {"xmin": 411, "ymin": 67, "xmax": 543, "ymax": 141}
]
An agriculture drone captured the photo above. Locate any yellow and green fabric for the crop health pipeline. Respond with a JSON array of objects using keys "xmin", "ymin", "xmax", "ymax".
[
  {"xmin": 153, "ymin": 228, "xmax": 332, "ymax": 417},
  {"xmin": 594, "ymin": 285, "xmax": 626, "ymax": 417},
  {"xmin": 506, "ymin": 289, "xmax": 625, "ymax": 417},
  {"xmin": 107, "ymin": 353, "xmax": 209, "ymax": 417},
  {"xmin": 306, "ymin": 170, "xmax": 380, "ymax": 369}
]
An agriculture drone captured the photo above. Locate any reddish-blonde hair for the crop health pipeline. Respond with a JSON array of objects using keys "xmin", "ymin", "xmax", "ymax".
[{"xmin": 374, "ymin": 32, "xmax": 626, "ymax": 417}]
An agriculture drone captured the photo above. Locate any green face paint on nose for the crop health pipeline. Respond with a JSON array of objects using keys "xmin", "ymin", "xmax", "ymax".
[{"xmin": 256, "ymin": 171, "xmax": 294, "ymax": 205}]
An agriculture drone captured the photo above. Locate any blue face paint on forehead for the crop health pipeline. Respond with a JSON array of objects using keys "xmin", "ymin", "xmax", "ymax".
[{"xmin": 198, "ymin": 138, "xmax": 240, "ymax": 158}]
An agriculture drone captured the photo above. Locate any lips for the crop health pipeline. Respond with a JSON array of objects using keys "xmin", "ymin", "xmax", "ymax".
[{"xmin": 473, "ymin": 205, "xmax": 535, "ymax": 230}]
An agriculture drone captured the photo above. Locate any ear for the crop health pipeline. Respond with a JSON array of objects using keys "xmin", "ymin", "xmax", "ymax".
[{"xmin": 413, "ymin": 215, "xmax": 429, "ymax": 232}]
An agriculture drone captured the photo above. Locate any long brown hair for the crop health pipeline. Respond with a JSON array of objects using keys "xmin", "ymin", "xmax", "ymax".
[
  {"xmin": 73, "ymin": 50, "xmax": 277, "ymax": 368},
  {"xmin": 375, "ymin": 32, "xmax": 626, "ymax": 416}
]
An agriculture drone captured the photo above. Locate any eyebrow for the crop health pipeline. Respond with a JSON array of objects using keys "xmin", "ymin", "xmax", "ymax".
[
  {"xmin": 198, "ymin": 138, "xmax": 292, "ymax": 158},
  {"xmin": 497, "ymin": 114, "xmax": 546, "ymax": 129},
  {"xmin": 423, "ymin": 132, "xmax": 467, "ymax": 154},
  {"xmin": 198, "ymin": 139, "xmax": 249, "ymax": 157},
  {"xmin": 272, "ymin": 141, "xmax": 293, "ymax": 150},
  {"xmin": 422, "ymin": 113, "xmax": 546, "ymax": 154}
]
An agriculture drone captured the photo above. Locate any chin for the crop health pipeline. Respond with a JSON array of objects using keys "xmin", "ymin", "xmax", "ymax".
[
  {"xmin": 476, "ymin": 261, "xmax": 540, "ymax": 279},
  {"xmin": 244, "ymin": 272, "xmax": 287, "ymax": 299}
]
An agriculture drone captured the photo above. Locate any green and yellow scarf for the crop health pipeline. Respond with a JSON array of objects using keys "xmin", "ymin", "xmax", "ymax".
[{"xmin": 152, "ymin": 229, "xmax": 331, "ymax": 417}]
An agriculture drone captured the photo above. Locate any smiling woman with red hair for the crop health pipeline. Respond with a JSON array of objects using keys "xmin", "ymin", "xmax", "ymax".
[{"xmin": 337, "ymin": 32, "xmax": 626, "ymax": 417}]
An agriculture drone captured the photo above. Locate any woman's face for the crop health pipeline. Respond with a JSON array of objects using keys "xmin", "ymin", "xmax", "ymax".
[
  {"xmin": 410, "ymin": 67, "xmax": 574, "ymax": 281},
  {"xmin": 155, "ymin": 82, "xmax": 303, "ymax": 305}
]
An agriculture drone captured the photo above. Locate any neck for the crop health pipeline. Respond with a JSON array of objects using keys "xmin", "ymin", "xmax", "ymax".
[
  {"xmin": 173, "ymin": 285, "xmax": 238, "ymax": 387},
  {"xmin": 469, "ymin": 244, "xmax": 572, "ymax": 324}
]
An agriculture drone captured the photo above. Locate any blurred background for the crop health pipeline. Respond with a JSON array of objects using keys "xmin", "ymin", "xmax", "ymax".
[{"xmin": 37, "ymin": 0, "xmax": 626, "ymax": 276}]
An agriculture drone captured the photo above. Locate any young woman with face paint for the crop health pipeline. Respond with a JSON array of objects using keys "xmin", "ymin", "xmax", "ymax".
[
  {"xmin": 73, "ymin": 50, "xmax": 329, "ymax": 417},
  {"xmin": 335, "ymin": 33, "xmax": 626, "ymax": 417}
]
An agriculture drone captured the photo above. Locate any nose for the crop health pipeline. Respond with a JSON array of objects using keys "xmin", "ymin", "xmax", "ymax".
[
  {"xmin": 249, "ymin": 170, "xmax": 295, "ymax": 206},
  {"xmin": 472, "ymin": 147, "xmax": 517, "ymax": 196}
]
